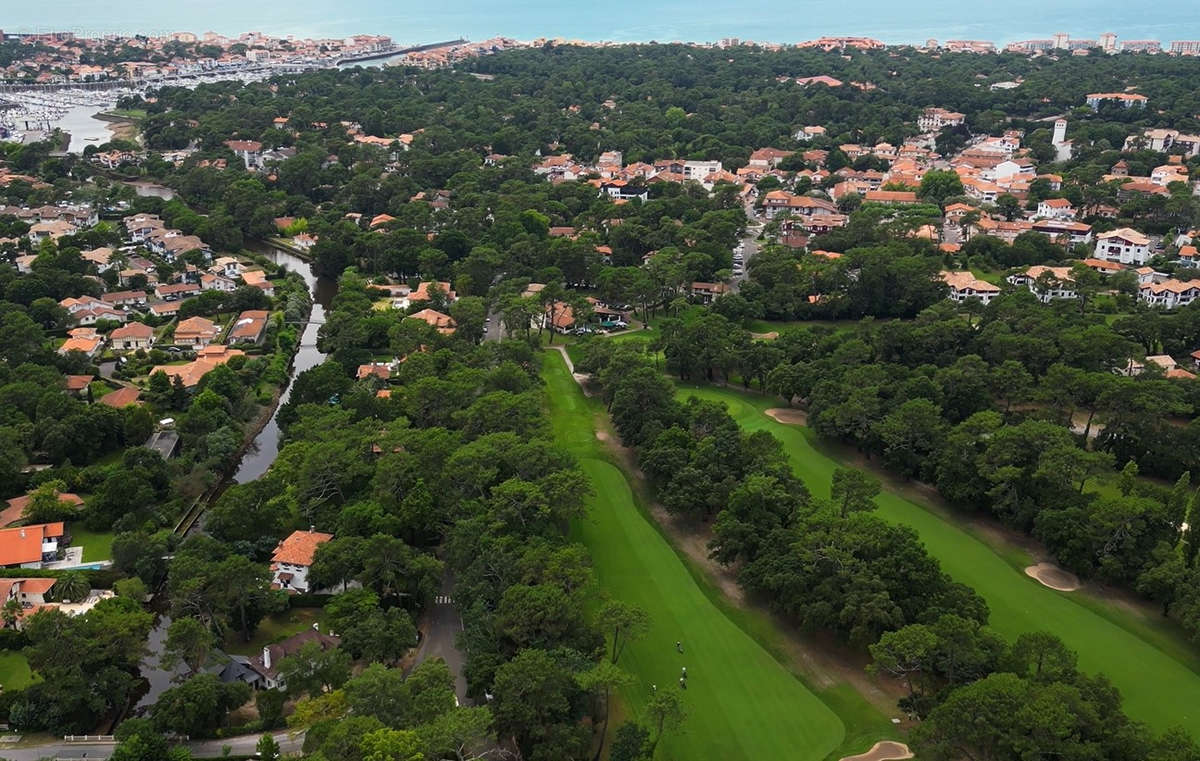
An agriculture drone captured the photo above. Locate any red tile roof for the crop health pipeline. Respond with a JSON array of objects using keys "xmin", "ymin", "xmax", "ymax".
[{"xmin": 271, "ymin": 530, "xmax": 333, "ymax": 566}]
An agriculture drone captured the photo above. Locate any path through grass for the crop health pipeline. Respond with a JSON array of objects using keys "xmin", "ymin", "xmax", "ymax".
[
  {"xmin": 543, "ymin": 353, "xmax": 847, "ymax": 761},
  {"xmin": 681, "ymin": 384, "xmax": 1200, "ymax": 736}
]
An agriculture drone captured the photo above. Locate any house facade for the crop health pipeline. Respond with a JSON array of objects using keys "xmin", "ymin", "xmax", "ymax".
[{"xmin": 1094, "ymin": 228, "xmax": 1152, "ymax": 265}]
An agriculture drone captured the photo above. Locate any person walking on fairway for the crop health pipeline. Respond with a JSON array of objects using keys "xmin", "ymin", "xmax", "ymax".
[
  {"xmin": 679, "ymin": 677, "xmax": 686, "ymax": 689},
  {"xmin": 681, "ymin": 666, "xmax": 687, "ymax": 678},
  {"xmin": 676, "ymin": 640, "xmax": 683, "ymax": 653}
]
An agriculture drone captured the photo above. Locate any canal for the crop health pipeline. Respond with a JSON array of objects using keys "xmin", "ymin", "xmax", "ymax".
[{"xmin": 233, "ymin": 245, "xmax": 337, "ymax": 483}]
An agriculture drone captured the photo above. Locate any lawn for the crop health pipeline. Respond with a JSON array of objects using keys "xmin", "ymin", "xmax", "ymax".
[
  {"xmin": 70, "ymin": 527, "xmax": 114, "ymax": 563},
  {"xmin": 679, "ymin": 384, "xmax": 1200, "ymax": 736},
  {"xmin": 223, "ymin": 608, "xmax": 323, "ymax": 657},
  {"xmin": 542, "ymin": 352, "xmax": 850, "ymax": 761},
  {"xmin": 0, "ymin": 650, "xmax": 34, "ymax": 691}
]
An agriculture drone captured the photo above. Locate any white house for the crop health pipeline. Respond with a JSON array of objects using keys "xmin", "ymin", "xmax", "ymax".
[
  {"xmin": 918, "ymin": 107, "xmax": 965, "ymax": 132},
  {"xmin": 108, "ymin": 321, "xmax": 155, "ymax": 352},
  {"xmin": 1032, "ymin": 220, "xmax": 1093, "ymax": 246},
  {"xmin": 1036, "ymin": 198, "xmax": 1076, "ymax": 220},
  {"xmin": 941, "ymin": 270, "xmax": 1000, "ymax": 305},
  {"xmin": 212, "ymin": 256, "xmax": 244, "ymax": 279},
  {"xmin": 1007, "ymin": 265, "xmax": 1077, "ymax": 302},
  {"xmin": 1139, "ymin": 278, "xmax": 1200, "ymax": 309},
  {"xmin": 270, "ymin": 529, "xmax": 333, "ymax": 594},
  {"xmin": 682, "ymin": 160, "xmax": 723, "ymax": 181},
  {"xmin": 200, "ymin": 273, "xmax": 237, "ymax": 292},
  {"xmin": 1094, "ymin": 228, "xmax": 1152, "ymax": 265},
  {"xmin": 224, "ymin": 140, "xmax": 264, "ymax": 170}
]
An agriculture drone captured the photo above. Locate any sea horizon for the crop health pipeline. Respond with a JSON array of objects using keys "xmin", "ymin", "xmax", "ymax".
[{"xmin": 6, "ymin": 0, "xmax": 1200, "ymax": 49}]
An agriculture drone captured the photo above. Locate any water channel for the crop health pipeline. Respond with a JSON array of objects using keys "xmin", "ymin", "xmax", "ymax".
[{"xmin": 233, "ymin": 246, "xmax": 337, "ymax": 483}]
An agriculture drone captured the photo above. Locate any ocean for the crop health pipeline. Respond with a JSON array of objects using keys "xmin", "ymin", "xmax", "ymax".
[{"xmin": 6, "ymin": 0, "xmax": 1200, "ymax": 48}]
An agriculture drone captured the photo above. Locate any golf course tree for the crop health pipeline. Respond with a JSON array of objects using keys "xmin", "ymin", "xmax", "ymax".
[
  {"xmin": 868, "ymin": 614, "xmax": 1005, "ymax": 716},
  {"xmin": 597, "ymin": 599, "xmax": 652, "ymax": 664},
  {"xmin": 908, "ymin": 668, "xmax": 1198, "ymax": 761},
  {"xmin": 576, "ymin": 661, "xmax": 634, "ymax": 756},
  {"xmin": 830, "ymin": 467, "xmax": 881, "ymax": 518},
  {"xmin": 645, "ymin": 689, "xmax": 687, "ymax": 755}
]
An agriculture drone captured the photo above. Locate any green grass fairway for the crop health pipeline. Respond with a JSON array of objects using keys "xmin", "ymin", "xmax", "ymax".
[
  {"xmin": 542, "ymin": 353, "xmax": 846, "ymax": 761},
  {"xmin": 680, "ymin": 384, "xmax": 1200, "ymax": 736}
]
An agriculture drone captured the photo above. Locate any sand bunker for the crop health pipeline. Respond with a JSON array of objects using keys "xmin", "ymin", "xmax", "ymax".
[
  {"xmin": 839, "ymin": 741, "xmax": 913, "ymax": 761},
  {"xmin": 764, "ymin": 408, "xmax": 808, "ymax": 425},
  {"xmin": 1025, "ymin": 562, "xmax": 1081, "ymax": 592}
]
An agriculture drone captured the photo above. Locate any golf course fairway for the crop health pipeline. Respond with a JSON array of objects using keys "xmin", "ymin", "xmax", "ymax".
[
  {"xmin": 679, "ymin": 383, "xmax": 1200, "ymax": 736},
  {"xmin": 542, "ymin": 352, "xmax": 846, "ymax": 761}
]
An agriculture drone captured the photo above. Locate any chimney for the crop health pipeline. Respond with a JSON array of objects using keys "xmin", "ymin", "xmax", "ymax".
[{"xmin": 262, "ymin": 645, "xmax": 271, "ymax": 670}]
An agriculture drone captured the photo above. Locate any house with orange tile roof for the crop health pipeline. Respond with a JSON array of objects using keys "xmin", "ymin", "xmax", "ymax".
[
  {"xmin": 1085, "ymin": 92, "xmax": 1147, "ymax": 110},
  {"xmin": 357, "ymin": 363, "xmax": 392, "ymax": 380},
  {"xmin": 0, "ymin": 523, "xmax": 66, "ymax": 568},
  {"xmin": 1139, "ymin": 278, "xmax": 1200, "ymax": 309},
  {"xmin": 864, "ymin": 190, "xmax": 919, "ymax": 205},
  {"xmin": 1095, "ymin": 228, "xmax": 1152, "ymax": 265},
  {"xmin": 227, "ymin": 310, "xmax": 270, "ymax": 345},
  {"xmin": 109, "ymin": 321, "xmax": 155, "ymax": 351},
  {"xmin": 58, "ymin": 334, "xmax": 104, "ymax": 357},
  {"xmin": 918, "ymin": 107, "xmax": 965, "ymax": 132},
  {"xmin": 407, "ymin": 308, "xmax": 457, "ymax": 334},
  {"xmin": 1007, "ymin": 265, "xmax": 1077, "ymax": 302},
  {"xmin": 1036, "ymin": 198, "xmax": 1076, "ymax": 220},
  {"xmin": 941, "ymin": 271, "xmax": 1000, "ymax": 305},
  {"xmin": 64, "ymin": 374, "xmax": 93, "ymax": 394},
  {"xmin": 0, "ymin": 577, "xmax": 58, "ymax": 608},
  {"xmin": 690, "ymin": 282, "xmax": 729, "ymax": 305},
  {"xmin": 1, "ymin": 493, "xmax": 82, "ymax": 528},
  {"xmin": 240, "ymin": 269, "xmax": 275, "ymax": 297},
  {"xmin": 406, "ymin": 281, "xmax": 457, "ymax": 306},
  {"xmin": 150, "ymin": 345, "xmax": 244, "ymax": 389},
  {"xmin": 174, "ymin": 316, "xmax": 221, "ymax": 347},
  {"xmin": 270, "ymin": 529, "xmax": 333, "ymax": 593},
  {"xmin": 98, "ymin": 386, "xmax": 142, "ymax": 409}
]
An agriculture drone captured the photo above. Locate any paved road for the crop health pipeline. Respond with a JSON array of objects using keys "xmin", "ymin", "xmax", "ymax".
[
  {"xmin": 412, "ymin": 569, "xmax": 470, "ymax": 705},
  {"xmin": 732, "ymin": 206, "xmax": 764, "ymax": 292},
  {"xmin": 0, "ymin": 730, "xmax": 304, "ymax": 760},
  {"xmin": 483, "ymin": 308, "xmax": 503, "ymax": 342}
]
